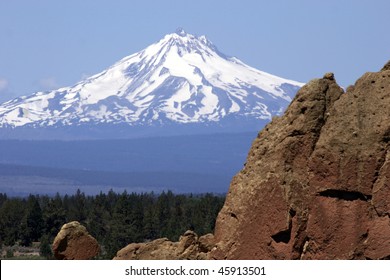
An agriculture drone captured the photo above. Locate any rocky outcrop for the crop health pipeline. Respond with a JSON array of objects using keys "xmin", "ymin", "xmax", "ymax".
[
  {"xmin": 113, "ymin": 231, "xmax": 214, "ymax": 260},
  {"xmin": 211, "ymin": 61, "xmax": 390, "ymax": 259},
  {"xmin": 52, "ymin": 221, "xmax": 100, "ymax": 260}
]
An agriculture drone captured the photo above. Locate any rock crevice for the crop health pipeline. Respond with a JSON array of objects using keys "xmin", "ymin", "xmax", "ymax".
[{"xmin": 317, "ymin": 189, "xmax": 372, "ymax": 202}]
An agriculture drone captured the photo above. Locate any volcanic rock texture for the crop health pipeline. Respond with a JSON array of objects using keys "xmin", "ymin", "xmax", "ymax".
[
  {"xmin": 113, "ymin": 231, "xmax": 214, "ymax": 260},
  {"xmin": 211, "ymin": 62, "xmax": 390, "ymax": 259},
  {"xmin": 52, "ymin": 221, "xmax": 100, "ymax": 260}
]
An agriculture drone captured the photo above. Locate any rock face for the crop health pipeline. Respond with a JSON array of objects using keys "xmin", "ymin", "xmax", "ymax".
[
  {"xmin": 211, "ymin": 62, "xmax": 390, "ymax": 259},
  {"xmin": 52, "ymin": 221, "xmax": 100, "ymax": 260},
  {"xmin": 113, "ymin": 231, "xmax": 214, "ymax": 260}
]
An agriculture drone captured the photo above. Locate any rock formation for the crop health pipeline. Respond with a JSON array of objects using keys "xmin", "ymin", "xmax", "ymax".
[
  {"xmin": 52, "ymin": 62, "xmax": 390, "ymax": 260},
  {"xmin": 113, "ymin": 231, "xmax": 214, "ymax": 260},
  {"xmin": 52, "ymin": 221, "xmax": 100, "ymax": 260},
  {"xmin": 211, "ymin": 61, "xmax": 390, "ymax": 259}
]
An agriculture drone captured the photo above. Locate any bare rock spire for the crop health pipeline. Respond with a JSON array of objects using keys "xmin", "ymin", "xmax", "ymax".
[{"xmin": 211, "ymin": 62, "xmax": 390, "ymax": 260}]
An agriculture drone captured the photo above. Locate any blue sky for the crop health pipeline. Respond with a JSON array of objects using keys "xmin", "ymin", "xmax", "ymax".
[{"xmin": 0, "ymin": 0, "xmax": 389, "ymax": 102}]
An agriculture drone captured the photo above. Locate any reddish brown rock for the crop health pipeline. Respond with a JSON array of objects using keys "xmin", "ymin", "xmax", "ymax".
[
  {"xmin": 113, "ymin": 231, "xmax": 214, "ymax": 260},
  {"xmin": 198, "ymin": 233, "xmax": 215, "ymax": 252},
  {"xmin": 211, "ymin": 61, "xmax": 390, "ymax": 260},
  {"xmin": 52, "ymin": 221, "xmax": 100, "ymax": 260}
]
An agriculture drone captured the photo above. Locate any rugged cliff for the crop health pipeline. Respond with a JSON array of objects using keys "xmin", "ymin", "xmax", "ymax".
[
  {"xmin": 211, "ymin": 62, "xmax": 390, "ymax": 259},
  {"xmin": 53, "ymin": 62, "xmax": 390, "ymax": 260}
]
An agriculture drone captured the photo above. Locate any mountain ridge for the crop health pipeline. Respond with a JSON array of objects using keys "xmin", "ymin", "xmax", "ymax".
[{"xmin": 0, "ymin": 29, "xmax": 303, "ymax": 138}]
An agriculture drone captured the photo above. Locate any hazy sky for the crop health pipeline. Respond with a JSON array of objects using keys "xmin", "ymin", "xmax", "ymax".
[{"xmin": 0, "ymin": 0, "xmax": 389, "ymax": 102}]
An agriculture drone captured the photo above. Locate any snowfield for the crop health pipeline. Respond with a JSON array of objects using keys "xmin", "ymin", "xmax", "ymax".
[{"xmin": 0, "ymin": 29, "xmax": 304, "ymax": 129}]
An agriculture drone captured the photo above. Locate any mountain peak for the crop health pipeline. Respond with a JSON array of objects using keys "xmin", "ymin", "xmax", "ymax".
[
  {"xmin": 175, "ymin": 27, "xmax": 187, "ymax": 37},
  {"xmin": 169, "ymin": 29, "xmax": 211, "ymax": 46},
  {"xmin": 0, "ymin": 30, "xmax": 304, "ymax": 136}
]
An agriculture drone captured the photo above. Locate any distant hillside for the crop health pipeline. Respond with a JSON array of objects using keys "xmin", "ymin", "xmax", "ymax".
[
  {"xmin": 0, "ymin": 132, "xmax": 255, "ymax": 195},
  {"xmin": 0, "ymin": 164, "xmax": 229, "ymax": 196}
]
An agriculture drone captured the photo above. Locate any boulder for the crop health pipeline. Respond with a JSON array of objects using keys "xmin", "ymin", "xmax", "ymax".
[
  {"xmin": 52, "ymin": 221, "xmax": 100, "ymax": 260},
  {"xmin": 211, "ymin": 61, "xmax": 390, "ymax": 259},
  {"xmin": 113, "ymin": 231, "xmax": 214, "ymax": 260}
]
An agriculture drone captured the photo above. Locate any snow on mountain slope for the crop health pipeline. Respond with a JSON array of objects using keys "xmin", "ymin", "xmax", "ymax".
[{"xmin": 0, "ymin": 28, "xmax": 304, "ymax": 129}]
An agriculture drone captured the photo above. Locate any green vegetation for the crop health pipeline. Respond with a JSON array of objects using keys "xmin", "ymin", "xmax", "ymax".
[{"xmin": 0, "ymin": 190, "xmax": 225, "ymax": 259}]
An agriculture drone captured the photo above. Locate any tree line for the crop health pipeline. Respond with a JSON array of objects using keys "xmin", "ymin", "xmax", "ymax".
[{"xmin": 0, "ymin": 190, "xmax": 225, "ymax": 259}]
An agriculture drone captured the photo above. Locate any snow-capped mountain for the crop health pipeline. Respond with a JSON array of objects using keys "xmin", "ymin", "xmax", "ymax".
[{"xmin": 0, "ymin": 29, "xmax": 304, "ymax": 138}]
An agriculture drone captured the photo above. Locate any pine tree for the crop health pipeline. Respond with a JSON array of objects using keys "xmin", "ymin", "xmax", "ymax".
[
  {"xmin": 67, "ymin": 189, "xmax": 87, "ymax": 223},
  {"xmin": 142, "ymin": 194, "xmax": 159, "ymax": 240},
  {"xmin": 39, "ymin": 234, "xmax": 53, "ymax": 259},
  {"xmin": 20, "ymin": 195, "xmax": 44, "ymax": 246},
  {"xmin": 87, "ymin": 192, "xmax": 109, "ymax": 242},
  {"xmin": 104, "ymin": 191, "xmax": 136, "ymax": 258},
  {"xmin": 42, "ymin": 193, "xmax": 66, "ymax": 238},
  {"xmin": 0, "ymin": 199, "xmax": 26, "ymax": 245}
]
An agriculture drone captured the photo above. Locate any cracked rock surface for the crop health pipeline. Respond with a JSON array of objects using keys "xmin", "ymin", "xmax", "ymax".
[{"xmin": 211, "ymin": 61, "xmax": 390, "ymax": 260}]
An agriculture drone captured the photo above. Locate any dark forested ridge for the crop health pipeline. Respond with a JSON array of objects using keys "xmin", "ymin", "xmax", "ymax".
[{"xmin": 0, "ymin": 190, "xmax": 225, "ymax": 259}]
